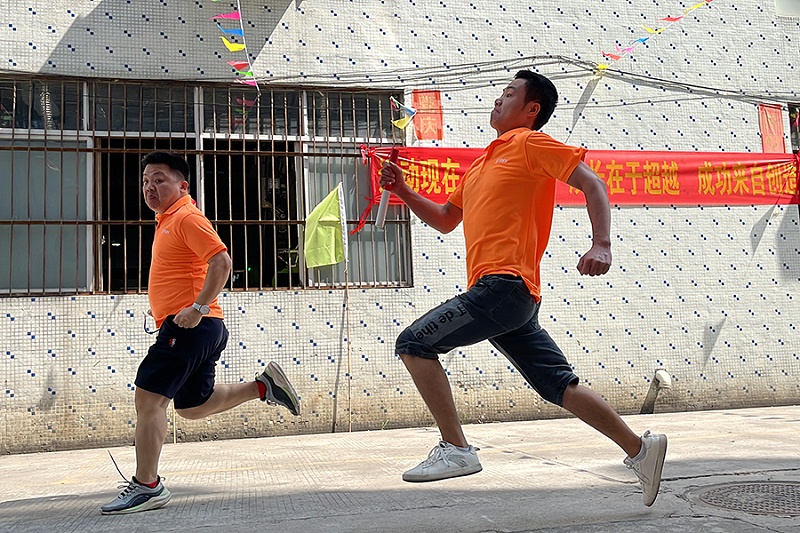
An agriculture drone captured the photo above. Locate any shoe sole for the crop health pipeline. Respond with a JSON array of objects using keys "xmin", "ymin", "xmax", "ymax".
[
  {"xmin": 644, "ymin": 435, "xmax": 667, "ymax": 507},
  {"xmin": 266, "ymin": 361, "xmax": 301, "ymax": 416},
  {"xmin": 101, "ymin": 488, "xmax": 172, "ymax": 515},
  {"xmin": 403, "ymin": 463, "xmax": 483, "ymax": 483}
]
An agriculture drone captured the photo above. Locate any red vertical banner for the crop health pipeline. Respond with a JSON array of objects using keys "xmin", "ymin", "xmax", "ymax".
[
  {"xmin": 412, "ymin": 90, "xmax": 443, "ymax": 141},
  {"xmin": 759, "ymin": 104, "xmax": 786, "ymax": 154}
]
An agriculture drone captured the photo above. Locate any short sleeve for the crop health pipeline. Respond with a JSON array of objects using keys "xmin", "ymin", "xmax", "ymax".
[
  {"xmin": 180, "ymin": 214, "xmax": 228, "ymax": 262},
  {"xmin": 448, "ymin": 182, "xmax": 464, "ymax": 208},
  {"xmin": 524, "ymin": 132, "xmax": 587, "ymax": 183}
]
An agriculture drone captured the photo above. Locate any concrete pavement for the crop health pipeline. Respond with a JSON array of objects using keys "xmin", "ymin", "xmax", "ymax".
[{"xmin": 1, "ymin": 405, "xmax": 799, "ymax": 533}]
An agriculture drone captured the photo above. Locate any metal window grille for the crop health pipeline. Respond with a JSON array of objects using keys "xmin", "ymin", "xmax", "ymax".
[{"xmin": 0, "ymin": 75, "xmax": 411, "ymax": 295}]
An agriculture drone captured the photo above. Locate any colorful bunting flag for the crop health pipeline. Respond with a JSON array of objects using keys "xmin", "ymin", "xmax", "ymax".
[
  {"xmin": 208, "ymin": 1, "xmax": 259, "ymax": 92},
  {"xmin": 210, "ymin": 12, "xmax": 241, "ymax": 21},
  {"xmin": 216, "ymin": 23, "xmax": 244, "ymax": 36},
  {"xmin": 220, "ymin": 36, "xmax": 245, "ymax": 52},
  {"xmin": 596, "ymin": 0, "xmax": 714, "ymax": 71},
  {"xmin": 389, "ymin": 96, "xmax": 417, "ymax": 130},
  {"xmin": 602, "ymin": 51, "xmax": 622, "ymax": 61}
]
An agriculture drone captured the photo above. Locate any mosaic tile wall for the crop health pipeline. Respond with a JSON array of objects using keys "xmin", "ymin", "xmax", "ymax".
[{"xmin": 1, "ymin": 0, "xmax": 799, "ymax": 453}]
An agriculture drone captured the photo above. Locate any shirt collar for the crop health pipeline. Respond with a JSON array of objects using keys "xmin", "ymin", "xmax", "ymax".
[
  {"xmin": 487, "ymin": 127, "xmax": 531, "ymax": 150},
  {"xmin": 155, "ymin": 195, "xmax": 194, "ymax": 222},
  {"xmin": 498, "ymin": 127, "xmax": 531, "ymax": 141}
]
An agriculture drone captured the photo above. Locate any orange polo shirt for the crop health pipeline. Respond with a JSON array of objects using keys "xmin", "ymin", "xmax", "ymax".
[
  {"xmin": 149, "ymin": 195, "xmax": 228, "ymax": 327},
  {"xmin": 448, "ymin": 128, "xmax": 587, "ymax": 300}
]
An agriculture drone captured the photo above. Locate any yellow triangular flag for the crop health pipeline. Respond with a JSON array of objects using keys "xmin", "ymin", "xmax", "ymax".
[
  {"xmin": 391, "ymin": 115, "xmax": 414, "ymax": 130},
  {"xmin": 220, "ymin": 36, "xmax": 245, "ymax": 52},
  {"xmin": 305, "ymin": 184, "xmax": 347, "ymax": 268}
]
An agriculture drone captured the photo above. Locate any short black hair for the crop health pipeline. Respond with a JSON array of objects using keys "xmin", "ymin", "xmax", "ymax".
[
  {"xmin": 141, "ymin": 151, "xmax": 191, "ymax": 182},
  {"xmin": 514, "ymin": 70, "xmax": 558, "ymax": 130}
]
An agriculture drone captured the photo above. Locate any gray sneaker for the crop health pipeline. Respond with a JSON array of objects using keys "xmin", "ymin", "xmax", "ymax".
[
  {"xmin": 624, "ymin": 430, "xmax": 668, "ymax": 506},
  {"xmin": 403, "ymin": 441, "xmax": 482, "ymax": 482},
  {"xmin": 256, "ymin": 361, "xmax": 300, "ymax": 416},
  {"xmin": 101, "ymin": 476, "xmax": 171, "ymax": 515}
]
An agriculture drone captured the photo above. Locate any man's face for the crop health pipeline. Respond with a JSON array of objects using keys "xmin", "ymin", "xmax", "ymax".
[
  {"xmin": 142, "ymin": 163, "xmax": 188, "ymax": 214},
  {"xmin": 489, "ymin": 78, "xmax": 541, "ymax": 135}
]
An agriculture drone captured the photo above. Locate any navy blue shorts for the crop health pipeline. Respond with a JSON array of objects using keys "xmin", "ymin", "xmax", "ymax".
[
  {"xmin": 135, "ymin": 316, "xmax": 229, "ymax": 409},
  {"xmin": 396, "ymin": 275, "xmax": 579, "ymax": 406}
]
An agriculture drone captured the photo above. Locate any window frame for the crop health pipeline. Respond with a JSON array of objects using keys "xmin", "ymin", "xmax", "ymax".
[{"xmin": 0, "ymin": 75, "xmax": 412, "ymax": 296}]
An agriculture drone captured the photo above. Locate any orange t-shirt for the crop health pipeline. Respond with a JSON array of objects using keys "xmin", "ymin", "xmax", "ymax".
[
  {"xmin": 148, "ymin": 195, "xmax": 228, "ymax": 327},
  {"xmin": 448, "ymin": 128, "xmax": 587, "ymax": 300}
]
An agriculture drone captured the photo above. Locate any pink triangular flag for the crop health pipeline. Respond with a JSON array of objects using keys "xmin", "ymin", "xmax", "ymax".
[
  {"xmin": 210, "ymin": 12, "xmax": 241, "ymax": 21},
  {"xmin": 601, "ymin": 51, "xmax": 622, "ymax": 61}
]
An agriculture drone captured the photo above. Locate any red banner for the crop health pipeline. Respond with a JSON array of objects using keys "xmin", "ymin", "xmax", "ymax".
[
  {"xmin": 759, "ymin": 104, "xmax": 786, "ymax": 154},
  {"xmin": 412, "ymin": 90, "xmax": 444, "ymax": 141},
  {"xmin": 368, "ymin": 147, "xmax": 799, "ymax": 206}
]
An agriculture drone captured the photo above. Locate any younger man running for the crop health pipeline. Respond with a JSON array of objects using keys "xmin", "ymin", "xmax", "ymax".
[{"xmin": 380, "ymin": 71, "xmax": 667, "ymax": 506}]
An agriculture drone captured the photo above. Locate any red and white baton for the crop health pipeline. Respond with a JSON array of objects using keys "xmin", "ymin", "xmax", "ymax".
[{"xmin": 375, "ymin": 147, "xmax": 399, "ymax": 229}]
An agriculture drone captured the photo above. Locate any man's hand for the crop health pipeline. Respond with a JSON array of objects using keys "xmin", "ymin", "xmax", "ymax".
[
  {"xmin": 173, "ymin": 306, "xmax": 203, "ymax": 328},
  {"xmin": 380, "ymin": 160, "xmax": 408, "ymax": 196},
  {"xmin": 577, "ymin": 243, "xmax": 612, "ymax": 276}
]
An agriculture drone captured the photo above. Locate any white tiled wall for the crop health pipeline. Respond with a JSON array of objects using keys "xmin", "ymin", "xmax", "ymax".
[{"xmin": 1, "ymin": 0, "xmax": 798, "ymax": 453}]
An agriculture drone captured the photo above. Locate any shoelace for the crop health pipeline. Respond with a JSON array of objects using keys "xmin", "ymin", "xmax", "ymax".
[
  {"xmin": 107, "ymin": 451, "xmax": 137, "ymax": 499},
  {"xmin": 420, "ymin": 444, "xmax": 451, "ymax": 467},
  {"xmin": 113, "ymin": 480, "xmax": 139, "ymax": 499},
  {"xmin": 107, "ymin": 450, "xmax": 164, "ymax": 496},
  {"xmin": 625, "ymin": 456, "xmax": 650, "ymax": 484}
]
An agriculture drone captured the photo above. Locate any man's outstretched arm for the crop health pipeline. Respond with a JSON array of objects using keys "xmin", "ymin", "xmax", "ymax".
[
  {"xmin": 567, "ymin": 161, "xmax": 612, "ymax": 276},
  {"xmin": 380, "ymin": 160, "xmax": 463, "ymax": 234}
]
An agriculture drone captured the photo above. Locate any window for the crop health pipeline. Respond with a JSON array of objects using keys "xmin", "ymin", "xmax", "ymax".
[
  {"xmin": 790, "ymin": 104, "xmax": 799, "ymax": 154},
  {"xmin": 0, "ymin": 76, "xmax": 410, "ymax": 295},
  {"xmin": 0, "ymin": 139, "xmax": 90, "ymax": 293},
  {"xmin": 0, "ymin": 79, "xmax": 89, "ymax": 294}
]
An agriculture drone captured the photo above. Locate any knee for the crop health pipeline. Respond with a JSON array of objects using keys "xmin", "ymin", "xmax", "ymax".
[
  {"xmin": 175, "ymin": 407, "xmax": 205, "ymax": 420},
  {"xmin": 134, "ymin": 388, "xmax": 171, "ymax": 414},
  {"xmin": 560, "ymin": 382, "xmax": 578, "ymax": 407},
  {"xmin": 395, "ymin": 328, "xmax": 418, "ymax": 366}
]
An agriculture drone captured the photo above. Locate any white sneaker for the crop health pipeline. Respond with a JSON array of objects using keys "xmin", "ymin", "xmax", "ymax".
[
  {"xmin": 403, "ymin": 440, "xmax": 482, "ymax": 482},
  {"xmin": 624, "ymin": 430, "xmax": 668, "ymax": 506}
]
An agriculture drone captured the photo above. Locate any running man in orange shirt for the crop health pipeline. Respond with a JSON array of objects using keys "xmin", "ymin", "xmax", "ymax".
[
  {"xmin": 380, "ymin": 71, "xmax": 667, "ymax": 506},
  {"xmin": 102, "ymin": 152, "xmax": 301, "ymax": 515}
]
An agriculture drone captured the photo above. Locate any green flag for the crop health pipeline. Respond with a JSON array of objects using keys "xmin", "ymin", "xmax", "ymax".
[{"xmin": 304, "ymin": 183, "xmax": 348, "ymax": 268}]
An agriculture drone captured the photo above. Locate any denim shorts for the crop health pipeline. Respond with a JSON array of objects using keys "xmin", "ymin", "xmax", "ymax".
[
  {"xmin": 135, "ymin": 316, "xmax": 229, "ymax": 409},
  {"xmin": 396, "ymin": 275, "xmax": 579, "ymax": 406}
]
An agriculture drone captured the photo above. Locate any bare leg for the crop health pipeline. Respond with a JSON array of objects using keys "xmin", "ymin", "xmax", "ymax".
[
  {"xmin": 177, "ymin": 382, "xmax": 259, "ymax": 420},
  {"xmin": 134, "ymin": 388, "xmax": 171, "ymax": 484},
  {"xmin": 400, "ymin": 354, "xmax": 468, "ymax": 447},
  {"xmin": 561, "ymin": 383, "xmax": 642, "ymax": 457}
]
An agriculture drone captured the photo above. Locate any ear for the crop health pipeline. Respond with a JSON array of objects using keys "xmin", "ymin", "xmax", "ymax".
[
  {"xmin": 180, "ymin": 180, "xmax": 190, "ymax": 192},
  {"xmin": 527, "ymin": 102, "xmax": 541, "ymax": 123}
]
